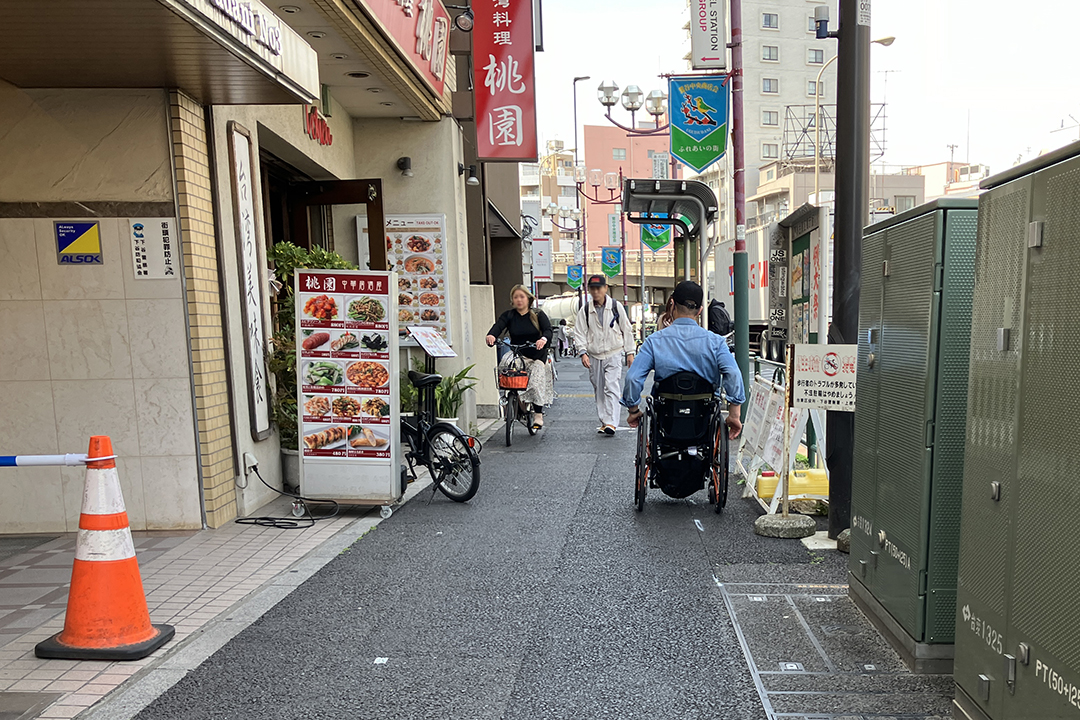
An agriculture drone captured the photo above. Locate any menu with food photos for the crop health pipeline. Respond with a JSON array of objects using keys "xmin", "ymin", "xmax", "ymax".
[
  {"xmin": 295, "ymin": 269, "xmax": 401, "ymax": 503},
  {"xmin": 359, "ymin": 213, "xmax": 450, "ymax": 346}
]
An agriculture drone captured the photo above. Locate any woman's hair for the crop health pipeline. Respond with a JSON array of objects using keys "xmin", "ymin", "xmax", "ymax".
[{"xmin": 510, "ymin": 284, "xmax": 540, "ymax": 332}]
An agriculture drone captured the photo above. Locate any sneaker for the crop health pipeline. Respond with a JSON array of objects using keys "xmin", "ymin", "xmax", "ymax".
[
  {"xmin": 603, "ymin": 425, "xmax": 616, "ymax": 436},
  {"xmin": 596, "ymin": 426, "xmax": 606, "ymax": 434}
]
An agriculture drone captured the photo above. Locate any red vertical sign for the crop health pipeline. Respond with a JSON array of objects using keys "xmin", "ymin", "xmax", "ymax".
[{"xmin": 473, "ymin": 0, "xmax": 537, "ymax": 161}]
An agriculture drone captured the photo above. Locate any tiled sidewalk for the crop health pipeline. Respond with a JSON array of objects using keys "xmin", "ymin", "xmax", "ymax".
[{"xmin": 0, "ymin": 499, "xmax": 376, "ymax": 719}]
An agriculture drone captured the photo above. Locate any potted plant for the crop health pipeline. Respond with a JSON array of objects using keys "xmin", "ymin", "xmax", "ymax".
[
  {"xmin": 267, "ymin": 242, "xmax": 356, "ymax": 487},
  {"xmin": 434, "ymin": 364, "xmax": 478, "ymax": 426}
]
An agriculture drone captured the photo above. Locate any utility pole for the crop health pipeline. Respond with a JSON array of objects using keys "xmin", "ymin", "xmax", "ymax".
[
  {"xmin": 827, "ymin": 0, "xmax": 870, "ymax": 539},
  {"xmin": 729, "ymin": 0, "xmax": 750, "ymax": 393}
]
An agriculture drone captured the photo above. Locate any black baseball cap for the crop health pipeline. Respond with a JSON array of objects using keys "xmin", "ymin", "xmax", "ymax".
[
  {"xmin": 587, "ymin": 275, "xmax": 607, "ymax": 287},
  {"xmin": 671, "ymin": 280, "xmax": 704, "ymax": 309}
]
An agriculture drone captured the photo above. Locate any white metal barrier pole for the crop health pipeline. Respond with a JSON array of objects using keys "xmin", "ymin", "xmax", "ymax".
[{"xmin": 0, "ymin": 454, "xmax": 91, "ymax": 467}]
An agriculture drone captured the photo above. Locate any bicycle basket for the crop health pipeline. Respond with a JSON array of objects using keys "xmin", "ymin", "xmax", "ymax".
[{"xmin": 499, "ymin": 371, "xmax": 529, "ymax": 390}]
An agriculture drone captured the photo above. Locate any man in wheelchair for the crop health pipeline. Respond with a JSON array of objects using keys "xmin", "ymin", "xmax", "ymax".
[{"xmin": 621, "ymin": 281, "xmax": 745, "ymax": 508}]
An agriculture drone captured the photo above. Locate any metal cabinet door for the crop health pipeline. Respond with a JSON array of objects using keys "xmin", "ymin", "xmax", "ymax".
[
  {"xmin": 955, "ymin": 181, "xmax": 1030, "ymax": 719},
  {"xmin": 850, "ymin": 228, "xmax": 885, "ymax": 587},
  {"xmin": 873, "ymin": 211, "xmax": 942, "ymax": 642},
  {"xmin": 999, "ymin": 155, "xmax": 1080, "ymax": 720}
]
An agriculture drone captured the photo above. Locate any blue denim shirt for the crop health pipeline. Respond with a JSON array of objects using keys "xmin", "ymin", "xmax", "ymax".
[{"xmin": 621, "ymin": 318, "xmax": 746, "ymax": 408}]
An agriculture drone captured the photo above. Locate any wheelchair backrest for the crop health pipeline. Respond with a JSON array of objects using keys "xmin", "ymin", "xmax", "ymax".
[{"xmin": 654, "ymin": 372, "xmax": 716, "ymax": 447}]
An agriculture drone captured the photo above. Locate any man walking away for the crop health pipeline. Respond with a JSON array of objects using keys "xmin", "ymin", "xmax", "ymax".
[{"xmin": 572, "ymin": 275, "xmax": 636, "ymax": 435}]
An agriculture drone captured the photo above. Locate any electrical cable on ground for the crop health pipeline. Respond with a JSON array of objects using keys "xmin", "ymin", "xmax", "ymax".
[{"xmin": 234, "ymin": 465, "xmax": 340, "ymax": 529}]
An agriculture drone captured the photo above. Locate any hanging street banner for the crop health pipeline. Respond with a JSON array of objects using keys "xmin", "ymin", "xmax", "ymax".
[
  {"xmin": 474, "ymin": 0, "xmax": 538, "ymax": 161},
  {"xmin": 641, "ymin": 213, "xmax": 672, "ymax": 252},
  {"xmin": 567, "ymin": 264, "xmax": 583, "ymax": 289},
  {"xmin": 601, "ymin": 247, "xmax": 622, "ymax": 278},
  {"xmin": 607, "ymin": 213, "xmax": 620, "ymax": 244},
  {"xmin": 690, "ymin": 0, "xmax": 726, "ymax": 70},
  {"xmin": 532, "ymin": 237, "xmax": 552, "ymax": 281},
  {"xmin": 669, "ymin": 75, "xmax": 729, "ymax": 173}
]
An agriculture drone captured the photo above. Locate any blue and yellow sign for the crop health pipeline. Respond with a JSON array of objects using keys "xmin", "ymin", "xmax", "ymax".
[
  {"xmin": 55, "ymin": 222, "xmax": 103, "ymax": 265},
  {"xmin": 669, "ymin": 75, "xmax": 729, "ymax": 173},
  {"xmin": 601, "ymin": 247, "xmax": 622, "ymax": 278}
]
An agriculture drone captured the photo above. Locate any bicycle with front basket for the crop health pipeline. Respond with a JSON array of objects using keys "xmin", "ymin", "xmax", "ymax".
[
  {"xmin": 497, "ymin": 342, "xmax": 542, "ymax": 447},
  {"xmin": 400, "ymin": 369, "xmax": 481, "ymax": 503}
]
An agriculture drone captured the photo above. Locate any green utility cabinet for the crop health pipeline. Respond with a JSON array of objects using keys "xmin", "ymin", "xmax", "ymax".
[
  {"xmin": 954, "ymin": 141, "xmax": 1080, "ymax": 720},
  {"xmin": 848, "ymin": 199, "xmax": 978, "ymax": 673}
]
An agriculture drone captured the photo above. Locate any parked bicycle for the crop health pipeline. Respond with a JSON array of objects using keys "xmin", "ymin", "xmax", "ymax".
[
  {"xmin": 401, "ymin": 370, "xmax": 481, "ymax": 502},
  {"xmin": 498, "ymin": 342, "xmax": 541, "ymax": 447}
]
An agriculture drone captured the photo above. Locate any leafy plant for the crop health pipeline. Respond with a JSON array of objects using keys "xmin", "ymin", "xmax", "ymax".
[
  {"xmin": 435, "ymin": 364, "xmax": 478, "ymax": 419},
  {"xmin": 267, "ymin": 242, "xmax": 357, "ymax": 450}
]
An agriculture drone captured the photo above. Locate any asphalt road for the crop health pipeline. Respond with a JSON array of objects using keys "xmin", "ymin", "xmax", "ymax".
[{"xmin": 137, "ymin": 361, "xmax": 849, "ymax": 720}]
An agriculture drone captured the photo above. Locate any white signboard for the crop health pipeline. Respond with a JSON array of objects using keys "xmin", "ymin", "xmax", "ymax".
[
  {"xmin": 791, "ymin": 344, "xmax": 858, "ymax": 412},
  {"xmin": 360, "ymin": 214, "xmax": 452, "ymax": 346},
  {"xmin": 573, "ymin": 239, "xmax": 584, "ymax": 266},
  {"xmin": 128, "ymin": 218, "xmax": 179, "ymax": 280},
  {"xmin": 296, "ymin": 269, "xmax": 400, "ymax": 503},
  {"xmin": 608, "ymin": 213, "xmax": 620, "ymax": 244},
  {"xmin": 407, "ymin": 326, "xmax": 456, "ymax": 358},
  {"xmin": 532, "ymin": 237, "xmax": 552, "ymax": 281},
  {"xmin": 741, "ymin": 379, "xmax": 783, "ymax": 456},
  {"xmin": 762, "ymin": 405, "xmax": 807, "ymax": 472},
  {"xmin": 690, "ymin": 0, "xmax": 727, "ymax": 70},
  {"xmin": 857, "ymin": 0, "xmax": 871, "ymax": 26},
  {"xmin": 652, "ymin": 153, "xmax": 671, "ymax": 179},
  {"xmin": 228, "ymin": 123, "xmax": 271, "ymax": 440}
]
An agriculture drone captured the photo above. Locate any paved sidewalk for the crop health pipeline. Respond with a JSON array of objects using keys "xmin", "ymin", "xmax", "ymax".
[{"xmin": 0, "ymin": 428, "xmax": 497, "ymax": 720}]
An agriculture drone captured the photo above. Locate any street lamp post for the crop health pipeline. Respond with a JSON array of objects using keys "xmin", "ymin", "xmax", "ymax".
[{"xmin": 572, "ymin": 76, "xmax": 590, "ymax": 305}]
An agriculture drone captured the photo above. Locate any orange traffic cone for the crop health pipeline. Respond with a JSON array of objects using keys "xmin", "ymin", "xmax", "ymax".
[{"xmin": 35, "ymin": 436, "xmax": 174, "ymax": 660}]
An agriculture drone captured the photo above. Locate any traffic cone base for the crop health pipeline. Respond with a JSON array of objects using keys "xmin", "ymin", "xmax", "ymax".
[{"xmin": 35, "ymin": 436, "xmax": 173, "ymax": 661}]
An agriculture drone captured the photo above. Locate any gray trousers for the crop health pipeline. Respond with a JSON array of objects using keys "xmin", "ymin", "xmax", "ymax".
[{"xmin": 588, "ymin": 354, "xmax": 624, "ymax": 429}]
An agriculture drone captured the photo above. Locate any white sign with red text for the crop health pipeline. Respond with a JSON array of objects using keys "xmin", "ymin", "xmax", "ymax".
[
  {"xmin": 474, "ymin": 0, "xmax": 537, "ymax": 161},
  {"xmin": 791, "ymin": 344, "xmax": 857, "ymax": 412},
  {"xmin": 690, "ymin": 0, "xmax": 727, "ymax": 70}
]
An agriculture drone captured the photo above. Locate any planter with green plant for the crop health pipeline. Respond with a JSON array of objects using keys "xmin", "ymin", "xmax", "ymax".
[
  {"xmin": 435, "ymin": 364, "xmax": 478, "ymax": 425},
  {"xmin": 267, "ymin": 242, "xmax": 356, "ymax": 456}
]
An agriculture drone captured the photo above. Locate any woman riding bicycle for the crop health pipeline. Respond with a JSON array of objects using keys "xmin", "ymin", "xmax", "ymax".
[{"xmin": 485, "ymin": 284, "xmax": 554, "ymax": 430}]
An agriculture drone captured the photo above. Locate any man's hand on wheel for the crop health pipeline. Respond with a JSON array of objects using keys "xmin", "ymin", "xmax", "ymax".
[
  {"xmin": 485, "ymin": 335, "xmax": 497, "ymax": 347},
  {"xmin": 726, "ymin": 404, "xmax": 743, "ymax": 440},
  {"xmin": 627, "ymin": 407, "xmax": 643, "ymax": 428},
  {"xmin": 581, "ymin": 354, "xmax": 591, "ymax": 369}
]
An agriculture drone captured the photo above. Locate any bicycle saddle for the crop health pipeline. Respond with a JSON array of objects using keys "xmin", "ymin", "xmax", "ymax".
[{"xmin": 408, "ymin": 370, "xmax": 442, "ymax": 389}]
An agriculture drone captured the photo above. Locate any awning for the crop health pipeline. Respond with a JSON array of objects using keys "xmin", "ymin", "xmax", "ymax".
[
  {"xmin": 0, "ymin": 0, "xmax": 319, "ymax": 105},
  {"xmin": 620, "ymin": 178, "xmax": 718, "ymax": 241},
  {"xmin": 487, "ymin": 199, "xmax": 522, "ymax": 240}
]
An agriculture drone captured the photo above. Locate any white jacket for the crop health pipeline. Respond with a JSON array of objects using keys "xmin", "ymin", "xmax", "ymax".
[{"xmin": 572, "ymin": 295, "xmax": 636, "ymax": 360}]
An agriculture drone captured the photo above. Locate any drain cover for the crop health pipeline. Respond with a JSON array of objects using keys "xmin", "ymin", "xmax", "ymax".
[{"xmin": 779, "ymin": 662, "xmax": 805, "ymax": 672}]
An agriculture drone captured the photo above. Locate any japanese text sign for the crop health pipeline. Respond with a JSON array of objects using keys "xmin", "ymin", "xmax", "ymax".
[
  {"xmin": 669, "ymin": 75, "xmax": 729, "ymax": 173},
  {"xmin": 791, "ymin": 344, "xmax": 857, "ymax": 412},
  {"xmin": 474, "ymin": 0, "xmax": 537, "ymax": 161},
  {"xmin": 567, "ymin": 265, "xmax": 583, "ymax": 289},
  {"xmin": 601, "ymin": 247, "xmax": 622, "ymax": 278},
  {"xmin": 362, "ymin": 0, "xmax": 450, "ymax": 97}
]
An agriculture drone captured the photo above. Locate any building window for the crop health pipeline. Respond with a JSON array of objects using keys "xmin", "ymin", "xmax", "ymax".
[
  {"xmin": 766, "ymin": 168, "xmax": 776, "ymax": 181},
  {"xmin": 762, "ymin": 110, "xmax": 779, "ymax": 126},
  {"xmin": 808, "ymin": 48, "xmax": 824, "ymax": 64},
  {"xmin": 808, "ymin": 80, "xmax": 824, "ymax": 96},
  {"xmin": 808, "ymin": 16, "xmax": 816, "ymax": 32},
  {"xmin": 896, "ymin": 195, "xmax": 917, "ymax": 213},
  {"xmin": 762, "ymin": 143, "xmax": 779, "ymax": 159},
  {"xmin": 559, "ymin": 187, "xmax": 576, "ymax": 198},
  {"xmin": 613, "ymin": 148, "xmax": 627, "ymax": 160},
  {"xmin": 762, "ymin": 12, "xmax": 779, "ymax": 29},
  {"xmin": 762, "ymin": 45, "xmax": 779, "ymax": 62},
  {"xmin": 762, "ymin": 78, "xmax": 779, "ymax": 94}
]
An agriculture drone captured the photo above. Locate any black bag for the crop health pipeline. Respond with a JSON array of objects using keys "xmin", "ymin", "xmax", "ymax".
[{"xmin": 708, "ymin": 299, "xmax": 733, "ymax": 336}]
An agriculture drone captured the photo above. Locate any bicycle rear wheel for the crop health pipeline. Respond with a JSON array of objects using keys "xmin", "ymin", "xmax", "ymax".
[{"xmin": 428, "ymin": 428, "xmax": 480, "ymax": 502}]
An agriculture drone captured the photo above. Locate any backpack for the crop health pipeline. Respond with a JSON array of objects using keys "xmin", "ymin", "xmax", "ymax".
[
  {"xmin": 581, "ymin": 296, "xmax": 621, "ymax": 329},
  {"xmin": 708, "ymin": 300, "xmax": 733, "ymax": 336}
]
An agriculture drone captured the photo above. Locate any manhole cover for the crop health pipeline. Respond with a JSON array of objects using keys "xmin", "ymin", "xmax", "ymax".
[{"xmin": 0, "ymin": 692, "xmax": 62, "ymax": 720}]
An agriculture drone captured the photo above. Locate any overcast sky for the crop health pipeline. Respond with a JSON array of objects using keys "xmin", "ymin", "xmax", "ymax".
[{"xmin": 534, "ymin": 0, "xmax": 1080, "ymax": 175}]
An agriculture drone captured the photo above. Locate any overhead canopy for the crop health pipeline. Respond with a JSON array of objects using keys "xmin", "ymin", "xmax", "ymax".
[
  {"xmin": 487, "ymin": 200, "xmax": 522, "ymax": 239},
  {"xmin": 621, "ymin": 178, "xmax": 719, "ymax": 241},
  {"xmin": 0, "ymin": 0, "xmax": 319, "ymax": 105}
]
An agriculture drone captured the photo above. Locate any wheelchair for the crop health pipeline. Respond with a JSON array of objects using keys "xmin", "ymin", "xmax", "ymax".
[{"xmin": 633, "ymin": 372, "xmax": 730, "ymax": 513}]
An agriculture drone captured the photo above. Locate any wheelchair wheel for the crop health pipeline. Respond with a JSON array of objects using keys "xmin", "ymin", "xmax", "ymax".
[
  {"xmin": 634, "ymin": 412, "xmax": 649, "ymax": 512},
  {"xmin": 712, "ymin": 422, "xmax": 730, "ymax": 514}
]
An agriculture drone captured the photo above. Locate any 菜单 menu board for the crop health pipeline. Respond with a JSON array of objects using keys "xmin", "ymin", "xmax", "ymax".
[{"xmin": 296, "ymin": 271, "xmax": 395, "ymax": 461}]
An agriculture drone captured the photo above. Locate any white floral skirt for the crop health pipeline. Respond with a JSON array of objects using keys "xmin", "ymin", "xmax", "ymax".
[{"xmin": 499, "ymin": 354, "xmax": 554, "ymax": 410}]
